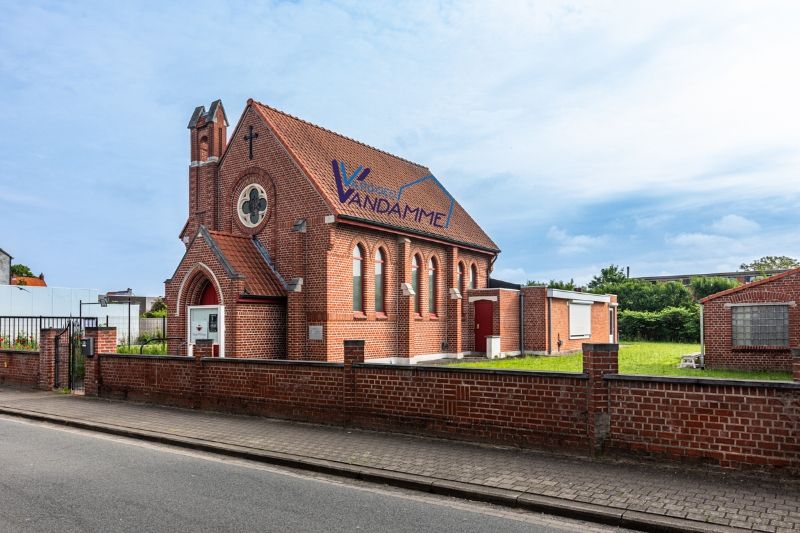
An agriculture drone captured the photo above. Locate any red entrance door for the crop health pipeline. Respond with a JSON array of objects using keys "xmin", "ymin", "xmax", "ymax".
[
  {"xmin": 474, "ymin": 300, "xmax": 494, "ymax": 353},
  {"xmin": 199, "ymin": 283, "xmax": 219, "ymax": 305}
]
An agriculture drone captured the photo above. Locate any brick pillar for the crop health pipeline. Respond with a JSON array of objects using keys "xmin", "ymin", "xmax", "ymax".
[
  {"xmin": 83, "ymin": 327, "xmax": 116, "ymax": 397},
  {"xmin": 194, "ymin": 339, "xmax": 213, "ymax": 357},
  {"xmin": 192, "ymin": 339, "xmax": 213, "ymax": 409},
  {"xmin": 343, "ymin": 340, "xmax": 364, "ymax": 422},
  {"xmin": 583, "ymin": 343, "xmax": 618, "ymax": 452},
  {"xmin": 396, "ymin": 237, "xmax": 413, "ymax": 359},
  {"xmin": 446, "ymin": 246, "xmax": 462, "ymax": 355},
  {"xmin": 793, "ymin": 349, "xmax": 800, "ymax": 381},
  {"xmin": 38, "ymin": 328, "xmax": 60, "ymax": 391}
]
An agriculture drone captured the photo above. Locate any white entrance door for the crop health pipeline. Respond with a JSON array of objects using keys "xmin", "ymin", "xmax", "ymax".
[{"xmin": 187, "ymin": 305, "xmax": 225, "ymax": 357}]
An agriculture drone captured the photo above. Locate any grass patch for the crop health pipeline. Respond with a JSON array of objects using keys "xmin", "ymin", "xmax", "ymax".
[
  {"xmin": 116, "ymin": 343, "xmax": 168, "ymax": 355},
  {"xmin": 446, "ymin": 341, "xmax": 792, "ymax": 381}
]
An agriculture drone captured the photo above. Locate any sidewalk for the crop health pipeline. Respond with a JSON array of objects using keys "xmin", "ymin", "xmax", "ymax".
[{"xmin": 0, "ymin": 386, "xmax": 798, "ymax": 533}]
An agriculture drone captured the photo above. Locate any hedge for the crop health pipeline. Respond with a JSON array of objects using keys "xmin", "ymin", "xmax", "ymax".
[{"xmin": 619, "ymin": 305, "xmax": 700, "ymax": 343}]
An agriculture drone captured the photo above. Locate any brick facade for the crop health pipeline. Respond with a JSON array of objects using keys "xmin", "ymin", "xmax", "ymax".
[
  {"xmin": 166, "ymin": 100, "xmax": 497, "ymax": 362},
  {"xmin": 520, "ymin": 286, "xmax": 616, "ymax": 354},
  {"xmin": 701, "ymin": 268, "xmax": 800, "ymax": 371}
]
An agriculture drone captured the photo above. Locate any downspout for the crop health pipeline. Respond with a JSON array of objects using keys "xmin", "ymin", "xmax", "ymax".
[
  {"xmin": 699, "ymin": 304, "xmax": 705, "ymax": 368},
  {"xmin": 519, "ymin": 291, "xmax": 524, "ymax": 355},
  {"xmin": 547, "ymin": 295, "xmax": 552, "ymax": 355}
]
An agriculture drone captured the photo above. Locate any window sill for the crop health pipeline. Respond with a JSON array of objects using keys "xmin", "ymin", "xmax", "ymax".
[
  {"xmin": 731, "ymin": 345, "xmax": 789, "ymax": 352},
  {"xmin": 428, "ymin": 314, "xmax": 439, "ymax": 321},
  {"xmin": 569, "ymin": 335, "xmax": 591, "ymax": 340},
  {"xmin": 353, "ymin": 312, "xmax": 367, "ymax": 320},
  {"xmin": 375, "ymin": 313, "xmax": 388, "ymax": 321}
]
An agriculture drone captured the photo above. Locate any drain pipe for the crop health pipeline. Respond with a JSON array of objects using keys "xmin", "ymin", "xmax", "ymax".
[
  {"xmin": 547, "ymin": 294, "xmax": 552, "ymax": 355},
  {"xmin": 519, "ymin": 290, "xmax": 525, "ymax": 355}
]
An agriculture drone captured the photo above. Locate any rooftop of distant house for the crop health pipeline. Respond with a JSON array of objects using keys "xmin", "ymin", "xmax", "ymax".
[
  {"xmin": 632, "ymin": 269, "xmax": 788, "ymax": 286},
  {"xmin": 10, "ymin": 274, "xmax": 46, "ymax": 287}
]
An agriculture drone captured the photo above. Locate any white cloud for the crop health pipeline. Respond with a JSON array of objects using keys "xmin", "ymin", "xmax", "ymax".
[
  {"xmin": 665, "ymin": 232, "xmax": 733, "ymax": 248},
  {"xmin": 547, "ymin": 226, "xmax": 607, "ymax": 254},
  {"xmin": 711, "ymin": 214, "xmax": 760, "ymax": 235}
]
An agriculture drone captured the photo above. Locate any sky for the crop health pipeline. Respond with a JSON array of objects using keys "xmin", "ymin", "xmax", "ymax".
[{"xmin": 1, "ymin": 1, "xmax": 799, "ymax": 295}]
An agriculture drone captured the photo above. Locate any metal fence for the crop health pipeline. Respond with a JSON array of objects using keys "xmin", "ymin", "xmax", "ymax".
[
  {"xmin": 0, "ymin": 315, "xmax": 167, "ymax": 349},
  {"xmin": 94, "ymin": 315, "xmax": 167, "ymax": 345},
  {"xmin": 0, "ymin": 316, "xmax": 98, "ymax": 350}
]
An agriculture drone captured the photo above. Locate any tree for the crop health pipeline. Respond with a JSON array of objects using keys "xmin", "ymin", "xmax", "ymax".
[
  {"xmin": 690, "ymin": 276, "xmax": 739, "ymax": 300},
  {"xmin": 592, "ymin": 279, "xmax": 693, "ymax": 312},
  {"xmin": 739, "ymin": 256, "xmax": 800, "ymax": 274},
  {"xmin": 10, "ymin": 264, "xmax": 34, "ymax": 278},
  {"xmin": 587, "ymin": 265, "xmax": 627, "ymax": 289},
  {"xmin": 526, "ymin": 279, "xmax": 576, "ymax": 291},
  {"xmin": 150, "ymin": 298, "xmax": 167, "ymax": 313}
]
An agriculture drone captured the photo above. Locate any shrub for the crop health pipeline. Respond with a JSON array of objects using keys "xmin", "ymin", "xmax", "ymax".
[
  {"xmin": 619, "ymin": 305, "xmax": 700, "ymax": 343},
  {"xmin": 690, "ymin": 276, "xmax": 739, "ymax": 300},
  {"xmin": 594, "ymin": 279, "xmax": 693, "ymax": 312}
]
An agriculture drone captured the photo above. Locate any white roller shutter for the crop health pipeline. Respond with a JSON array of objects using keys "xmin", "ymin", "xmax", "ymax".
[{"xmin": 569, "ymin": 301, "xmax": 592, "ymax": 339}]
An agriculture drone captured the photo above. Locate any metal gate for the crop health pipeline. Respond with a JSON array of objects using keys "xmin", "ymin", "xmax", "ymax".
[{"xmin": 53, "ymin": 318, "xmax": 98, "ymax": 392}]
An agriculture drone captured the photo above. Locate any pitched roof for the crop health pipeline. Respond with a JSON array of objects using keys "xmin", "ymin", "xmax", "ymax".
[
  {"xmin": 252, "ymin": 101, "xmax": 499, "ymax": 253},
  {"xmin": 11, "ymin": 276, "xmax": 46, "ymax": 287},
  {"xmin": 202, "ymin": 229, "xmax": 286, "ymax": 297},
  {"xmin": 700, "ymin": 267, "xmax": 800, "ymax": 303}
]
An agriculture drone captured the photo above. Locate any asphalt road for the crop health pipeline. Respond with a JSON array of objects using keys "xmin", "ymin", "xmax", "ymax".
[{"xmin": 0, "ymin": 415, "xmax": 628, "ymax": 533}]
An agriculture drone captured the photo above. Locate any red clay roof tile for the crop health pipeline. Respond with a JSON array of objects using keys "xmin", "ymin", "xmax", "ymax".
[
  {"xmin": 205, "ymin": 230, "xmax": 286, "ymax": 297},
  {"xmin": 253, "ymin": 101, "xmax": 499, "ymax": 253}
]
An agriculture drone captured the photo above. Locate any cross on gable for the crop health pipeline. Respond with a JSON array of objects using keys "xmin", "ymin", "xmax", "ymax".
[{"xmin": 244, "ymin": 125, "xmax": 259, "ymax": 160}]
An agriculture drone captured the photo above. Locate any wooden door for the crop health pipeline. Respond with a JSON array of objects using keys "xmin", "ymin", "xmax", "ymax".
[{"xmin": 474, "ymin": 300, "xmax": 494, "ymax": 353}]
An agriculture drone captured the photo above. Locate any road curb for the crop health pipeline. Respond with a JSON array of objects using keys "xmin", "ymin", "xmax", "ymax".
[{"xmin": 0, "ymin": 405, "xmax": 747, "ymax": 533}]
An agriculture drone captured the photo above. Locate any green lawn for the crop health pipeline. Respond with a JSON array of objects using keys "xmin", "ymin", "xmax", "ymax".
[{"xmin": 446, "ymin": 341, "xmax": 792, "ymax": 381}]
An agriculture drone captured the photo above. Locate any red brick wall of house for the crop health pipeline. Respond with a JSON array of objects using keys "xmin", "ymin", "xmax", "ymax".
[
  {"xmin": 607, "ymin": 376, "xmax": 800, "ymax": 469},
  {"xmin": 499, "ymin": 289, "xmax": 520, "ymax": 353},
  {"xmin": 519, "ymin": 288, "xmax": 614, "ymax": 354},
  {"xmin": 549, "ymin": 299, "xmax": 612, "ymax": 353},
  {"xmin": 521, "ymin": 286, "xmax": 548, "ymax": 352},
  {"xmin": 233, "ymin": 303, "xmax": 287, "ymax": 358},
  {"xmin": 0, "ymin": 350, "xmax": 40, "ymax": 387},
  {"xmin": 702, "ymin": 271, "xmax": 800, "ymax": 371}
]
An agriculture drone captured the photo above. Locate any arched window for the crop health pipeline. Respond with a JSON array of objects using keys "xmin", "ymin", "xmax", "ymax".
[
  {"xmin": 428, "ymin": 257, "xmax": 437, "ymax": 315},
  {"xmin": 411, "ymin": 255, "xmax": 421, "ymax": 314},
  {"xmin": 458, "ymin": 262, "xmax": 465, "ymax": 295},
  {"xmin": 469, "ymin": 264, "xmax": 477, "ymax": 290},
  {"xmin": 353, "ymin": 246, "xmax": 364, "ymax": 313},
  {"xmin": 374, "ymin": 248, "xmax": 385, "ymax": 314}
]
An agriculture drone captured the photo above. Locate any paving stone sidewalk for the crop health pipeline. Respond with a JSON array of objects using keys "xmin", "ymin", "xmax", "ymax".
[{"xmin": 0, "ymin": 386, "xmax": 798, "ymax": 532}]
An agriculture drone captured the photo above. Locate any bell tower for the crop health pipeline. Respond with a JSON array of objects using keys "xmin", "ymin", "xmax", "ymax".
[{"xmin": 184, "ymin": 100, "xmax": 228, "ymax": 245}]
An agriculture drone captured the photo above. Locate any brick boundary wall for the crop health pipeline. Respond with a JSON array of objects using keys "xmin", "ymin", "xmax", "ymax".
[
  {"xmin": 605, "ymin": 374, "xmax": 800, "ymax": 469},
  {"xmin": 7, "ymin": 326, "xmax": 799, "ymax": 472},
  {"xmin": 0, "ymin": 350, "xmax": 40, "ymax": 387}
]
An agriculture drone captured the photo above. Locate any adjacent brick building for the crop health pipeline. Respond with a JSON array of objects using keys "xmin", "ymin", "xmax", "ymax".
[
  {"xmin": 700, "ymin": 267, "xmax": 800, "ymax": 371},
  {"xmin": 166, "ymin": 99, "xmax": 615, "ymax": 362}
]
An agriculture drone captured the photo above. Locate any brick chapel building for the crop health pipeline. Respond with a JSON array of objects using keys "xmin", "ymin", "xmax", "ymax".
[
  {"xmin": 166, "ymin": 99, "xmax": 502, "ymax": 362},
  {"xmin": 165, "ymin": 99, "xmax": 617, "ymax": 362}
]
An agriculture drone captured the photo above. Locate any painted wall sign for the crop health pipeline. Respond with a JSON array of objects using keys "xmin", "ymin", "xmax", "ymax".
[{"xmin": 332, "ymin": 159, "xmax": 455, "ymax": 229}]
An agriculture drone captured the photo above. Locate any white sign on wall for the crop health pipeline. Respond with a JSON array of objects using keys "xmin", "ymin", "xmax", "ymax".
[{"xmin": 308, "ymin": 325, "xmax": 323, "ymax": 341}]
